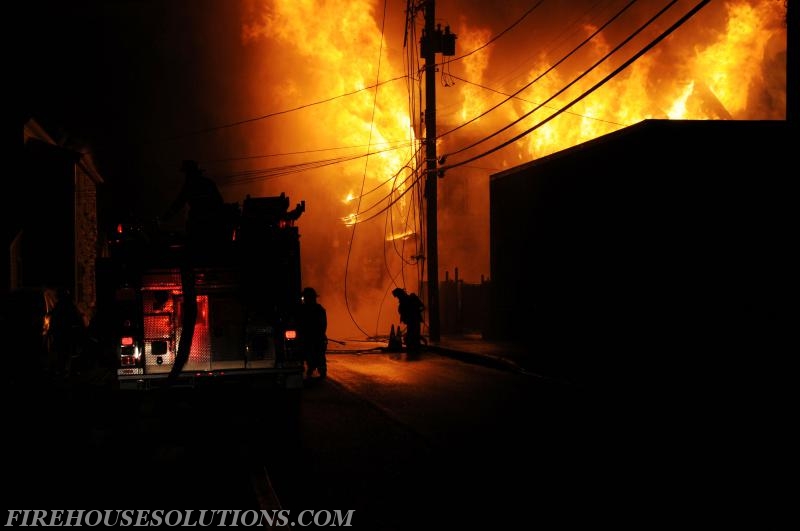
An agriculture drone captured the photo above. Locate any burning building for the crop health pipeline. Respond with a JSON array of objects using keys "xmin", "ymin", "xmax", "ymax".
[{"xmin": 234, "ymin": 0, "xmax": 787, "ymax": 339}]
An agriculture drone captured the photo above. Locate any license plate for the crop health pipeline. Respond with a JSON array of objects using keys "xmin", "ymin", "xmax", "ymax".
[{"xmin": 117, "ymin": 367, "xmax": 144, "ymax": 376}]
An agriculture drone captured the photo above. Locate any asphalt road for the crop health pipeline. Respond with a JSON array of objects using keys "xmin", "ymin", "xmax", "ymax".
[
  {"xmin": 265, "ymin": 350, "xmax": 602, "ymax": 529},
  {"xmin": 6, "ymin": 375, "xmax": 279, "ymax": 509},
  {"xmin": 5, "ymin": 348, "xmax": 584, "ymax": 527},
  {"xmin": 5, "ymin": 345, "xmax": 788, "ymax": 528}
]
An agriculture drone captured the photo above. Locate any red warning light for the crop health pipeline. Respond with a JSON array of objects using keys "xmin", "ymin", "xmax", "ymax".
[
  {"xmin": 121, "ymin": 336, "xmax": 134, "ymax": 346},
  {"xmin": 285, "ymin": 329, "xmax": 297, "ymax": 340}
]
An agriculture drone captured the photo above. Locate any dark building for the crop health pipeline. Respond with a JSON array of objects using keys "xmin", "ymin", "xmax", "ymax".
[
  {"xmin": 489, "ymin": 119, "xmax": 791, "ymax": 386},
  {"xmin": 6, "ymin": 119, "xmax": 104, "ymax": 319}
]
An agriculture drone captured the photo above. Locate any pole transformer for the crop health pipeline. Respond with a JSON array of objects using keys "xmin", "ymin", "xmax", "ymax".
[{"xmin": 423, "ymin": 0, "xmax": 440, "ymax": 342}]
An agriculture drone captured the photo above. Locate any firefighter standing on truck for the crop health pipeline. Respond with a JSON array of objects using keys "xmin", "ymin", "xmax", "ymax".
[
  {"xmin": 160, "ymin": 159, "xmax": 225, "ymax": 253},
  {"xmin": 160, "ymin": 160, "xmax": 226, "ymax": 384}
]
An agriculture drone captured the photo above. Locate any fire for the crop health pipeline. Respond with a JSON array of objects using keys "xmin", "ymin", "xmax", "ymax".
[
  {"xmin": 238, "ymin": 0, "xmax": 786, "ymax": 339},
  {"xmin": 692, "ymin": 1, "xmax": 783, "ymax": 117},
  {"xmin": 435, "ymin": 0, "xmax": 786, "ymax": 166},
  {"xmin": 242, "ymin": 0, "xmax": 417, "ymax": 201},
  {"xmin": 387, "ymin": 229, "xmax": 415, "ymax": 242}
]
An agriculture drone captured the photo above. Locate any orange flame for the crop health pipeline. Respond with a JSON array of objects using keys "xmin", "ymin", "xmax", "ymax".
[{"xmin": 239, "ymin": 0, "xmax": 785, "ymax": 339}]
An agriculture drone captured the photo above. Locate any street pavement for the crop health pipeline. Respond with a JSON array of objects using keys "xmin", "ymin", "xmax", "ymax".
[
  {"xmin": 7, "ymin": 333, "xmax": 787, "ymax": 523},
  {"xmin": 327, "ymin": 333, "xmax": 555, "ymax": 381}
]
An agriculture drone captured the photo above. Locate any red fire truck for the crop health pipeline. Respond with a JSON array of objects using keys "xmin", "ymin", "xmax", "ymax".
[{"xmin": 96, "ymin": 193, "xmax": 306, "ymax": 391}]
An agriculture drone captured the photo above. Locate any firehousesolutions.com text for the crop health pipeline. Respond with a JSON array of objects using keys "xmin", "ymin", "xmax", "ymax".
[{"xmin": 5, "ymin": 510, "xmax": 355, "ymax": 527}]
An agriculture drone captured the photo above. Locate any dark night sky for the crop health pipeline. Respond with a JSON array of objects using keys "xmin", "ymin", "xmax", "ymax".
[{"xmin": 19, "ymin": 0, "xmax": 247, "ymax": 226}]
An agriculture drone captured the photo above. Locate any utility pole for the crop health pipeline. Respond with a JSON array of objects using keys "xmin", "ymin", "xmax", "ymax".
[
  {"xmin": 419, "ymin": 0, "xmax": 456, "ymax": 342},
  {"xmin": 423, "ymin": 0, "xmax": 440, "ymax": 342},
  {"xmin": 788, "ymin": 0, "xmax": 798, "ymax": 125}
]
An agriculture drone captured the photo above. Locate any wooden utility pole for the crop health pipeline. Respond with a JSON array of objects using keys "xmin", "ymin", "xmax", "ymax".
[{"xmin": 423, "ymin": 0, "xmax": 440, "ymax": 342}]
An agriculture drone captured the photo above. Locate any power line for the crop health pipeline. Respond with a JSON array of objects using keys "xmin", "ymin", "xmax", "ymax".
[
  {"xmin": 483, "ymin": 0, "xmax": 621, "ymax": 93},
  {"xmin": 439, "ymin": 0, "xmax": 711, "ymax": 173},
  {"xmin": 437, "ymin": 0, "xmax": 637, "ymax": 140},
  {"xmin": 349, "ymin": 166, "xmax": 423, "ymax": 225},
  {"xmin": 330, "ymin": 146, "xmax": 423, "ymax": 228},
  {"xmin": 445, "ymin": 74, "xmax": 627, "ymax": 129},
  {"xmin": 153, "ymin": 75, "xmax": 409, "ymax": 143},
  {"xmin": 440, "ymin": 0, "xmax": 643, "ymax": 157},
  {"xmin": 343, "ymin": 0, "xmax": 392, "ymax": 339},
  {"xmin": 216, "ymin": 143, "xmax": 414, "ymax": 185},
  {"xmin": 204, "ymin": 139, "xmax": 414, "ymax": 164},
  {"xmin": 441, "ymin": 0, "xmax": 545, "ymax": 65},
  {"xmin": 346, "ymin": 150, "xmax": 425, "ymax": 221}
]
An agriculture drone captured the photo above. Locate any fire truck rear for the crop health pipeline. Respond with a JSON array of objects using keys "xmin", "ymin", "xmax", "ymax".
[{"xmin": 97, "ymin": 193, "xmax": 306, "ymax": 391}]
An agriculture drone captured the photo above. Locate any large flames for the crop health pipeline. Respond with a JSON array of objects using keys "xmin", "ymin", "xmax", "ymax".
[{"xmin": 236, "ymin": 0, "xmax": 786, "ymax": 339}]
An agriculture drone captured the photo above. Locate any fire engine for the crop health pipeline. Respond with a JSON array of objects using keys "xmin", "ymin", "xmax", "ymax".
[{"xmin": 96, "ymin": 193, "xmax": 306, "ymax": 391}]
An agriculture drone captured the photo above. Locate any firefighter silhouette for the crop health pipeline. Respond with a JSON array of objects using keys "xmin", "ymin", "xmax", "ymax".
[
  {"xmin": 162, "ymin": 160, "xmax": 225, "ymax": 384},
  {"xmin": 392, "ymin": 287, "xmax": 424, "ymax": 360},
  {"xmin": 298, "ymin": 287, "xmax": 328, "ymax": 378},
  {"xmin": 45, "ymin": 287, "xmax": 86, "ymax": 377},
  {"xmin": 162, "ymin": 159, "xmax": 226, "ymax": 254}
]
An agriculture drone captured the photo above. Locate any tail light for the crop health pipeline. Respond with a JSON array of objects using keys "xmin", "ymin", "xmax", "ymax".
[{"xmin": 119, "ymin": 336, "xmax": 141, "ymax": 366}]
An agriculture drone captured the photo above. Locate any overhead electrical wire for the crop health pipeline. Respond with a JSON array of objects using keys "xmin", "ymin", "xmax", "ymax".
[
  {"xmin": 446, "ymin": 74, "xmax": 626, "ymax": 129},
  {"xmin": 205, "ymin": 139, "xmax": 414, "ymax": 164},
  {"xmin": 370, "ymin": 0, "xmax": 427, "ymax": 338},
  {"xmin": 345, "ymin": 158, "xmax": 422, "ymax": 224},
  {"xmin": 440, "ymin": 0, "xmax": 679, "ymax": 161},
  {"xmin": 349, "ymin": 145, "xmax": 424, "ymax": 207},
  {"xmin": 344, "ymin": 147, "xmax": 424, "ymax": 220},
  {"xmin": 438, "ymin": 0, "xmax": 711, "ymax": 174},
  {"xmin": 441, "ymin": 0, "xmax": 545, "ymax": 64},
  {"xmin": 437, "ymin": 0, "xmax": 638, "ymax": 140},
  {"xmin": 344, "ymin": 0, "xmax": 392, "ymax": 339},
  {"xmin": 406, "ymin": 25, "xmax": 425, "ymax": 282},
  {"xmin": 153, "ymin": 0, "xmax": 640, "ymax": 186},
  {"xmin": 352, "ymin": 166, "xmax": 424, "ymax": 225},
  {"xmin": 216, "ymin": 143, "xmax": 413, "ymax": 185},
  {"xmin": 201, "ymin": 0, "xmax": 638, "ymax": 194},
  {"xmin": 157, "ymin": 1, "xmax": 618, "ymax": 189},
  {"xmin": 481, "ymin": 0, "xmax": 618, "ymax": 95},
  {"xmin": 370, "ymin": 0, "xmax": 427, "ymax": 329},
  {"xmin": 155, "ymin": 74, "xmax": 409, "ymax": 143},
  {"xmin": 218, "ymin": 154, "xmax": 364, "ymax": 184}
]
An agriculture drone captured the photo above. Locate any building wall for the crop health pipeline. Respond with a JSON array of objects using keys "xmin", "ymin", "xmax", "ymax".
[
  {"xmin": 489, "ymin": 119, "xmax": 791, "ymax": 383},
  {"xmin": 12, "ymin": 119, "xmax": 103, "ymax": 321},
  {"xmin": 75, "ymin": 164, "xmax": 99, "ymax": 317},
  {"xmin": 16, "ymin": 138, "xmax": 77, "ymax": 293}
]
